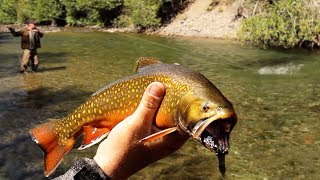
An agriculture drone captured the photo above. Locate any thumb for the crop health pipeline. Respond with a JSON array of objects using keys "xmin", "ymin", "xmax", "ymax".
[{"xmin": 132, "ymin": 82, "xmax": 166, "ymax": 127}]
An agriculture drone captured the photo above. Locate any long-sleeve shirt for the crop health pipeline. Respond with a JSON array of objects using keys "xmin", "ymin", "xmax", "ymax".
[{"xmin": 53, "ymin": 158, "xmax": 110, "ymax": 180}]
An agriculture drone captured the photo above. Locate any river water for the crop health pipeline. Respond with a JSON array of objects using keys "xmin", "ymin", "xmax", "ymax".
[{"xmin": 0, "ymin": 31, "xmax": 319, "ymax": 179}]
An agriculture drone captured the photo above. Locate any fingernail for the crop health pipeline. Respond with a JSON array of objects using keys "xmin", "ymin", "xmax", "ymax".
[{"xmin": 148, "ymin": 82, "xmax": 164, "ymax": 98}]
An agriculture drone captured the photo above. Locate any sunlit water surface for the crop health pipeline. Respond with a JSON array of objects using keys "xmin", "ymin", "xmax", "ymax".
[{"xmin": 0, "ymin": 31, "xmax": 319, "ymax": 179}]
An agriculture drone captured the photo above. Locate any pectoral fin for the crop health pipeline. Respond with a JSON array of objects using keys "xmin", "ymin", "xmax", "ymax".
[
  {"xmin": 78, "ymin": 126, "xmax": 110, "ymax": 150},
  {"xmin": 139, "ymin": 127, "xmax": 178, "ymax": 143}
]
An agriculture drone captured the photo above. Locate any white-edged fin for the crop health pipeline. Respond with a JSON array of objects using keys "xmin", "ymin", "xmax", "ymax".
[
  {"xmin": 78, "ymin": 132, "xmax": 109, "ymax": 150},
  {"xmin": 139, "ymin": 127, "xmax": 178, "ymax": 143},
  {"xmin": 192, "ymin": 114, "xmax": 220, "ymax": 139}
]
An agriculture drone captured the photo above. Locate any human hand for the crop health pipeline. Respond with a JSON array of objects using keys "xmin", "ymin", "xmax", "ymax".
[{"xmin": 93, "ymin": 82, "xmax": 189, "ymax": 179}]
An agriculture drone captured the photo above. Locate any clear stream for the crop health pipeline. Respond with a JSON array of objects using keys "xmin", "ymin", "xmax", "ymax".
[{"xmin": 0, "ymin": 31, "xmax": 319, "ymax": 180}]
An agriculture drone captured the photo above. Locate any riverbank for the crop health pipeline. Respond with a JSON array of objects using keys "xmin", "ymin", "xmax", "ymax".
[
  {"xmin": 0, "ymin": 1, "xmax": 244, "ymax": 40},
  {"xmin": 156, "ymin": 0, "xmax": 243, "ymax": 39}
]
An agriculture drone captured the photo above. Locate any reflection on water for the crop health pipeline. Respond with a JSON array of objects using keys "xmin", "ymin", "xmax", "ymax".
[
  {"xmin": 258, "ymin": 63, "xmax": 304, "ymax": 75},
  {"xmin": 0, "ymin": 32, "xmax": 319, "ymax": 179}
]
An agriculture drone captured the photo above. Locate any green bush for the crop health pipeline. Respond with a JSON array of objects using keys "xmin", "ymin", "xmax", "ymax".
[
  {"xmin": 0, "ymin": 0, "xmax": 187, "ymax": 29},
  {"xmin": 120, "ymin": 0, "xmax": 162, "ymax": 29},
  {"xmin": 17, "ymin": 0, "xmax": 33, "ymax": 23},
  {"xmin": 33, "ymin": 0, "xmax": 64, "ymax": 25},
  {"xmin": 115, "ymin": 14, "xmax": 132, "ymax": 28},
  {"xmin": 0, "ymin": 0, "xmax": 17, "ymax": 24},
  {"xmin": 239, "ymin": 0, "xmax": 320, "ymax": 48},
  {"xmin": 61, "ymin": 0, "xmax": 123, "ymax": 26}
]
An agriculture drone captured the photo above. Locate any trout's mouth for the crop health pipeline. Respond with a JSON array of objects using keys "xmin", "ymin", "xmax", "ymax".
[
  {"xmin": 192, "ymin": 115, "xmax": 237, "ymax": 156},
  {"xmin": 200, "ymin": 119, "xmax": 232, "ymax": 155}
]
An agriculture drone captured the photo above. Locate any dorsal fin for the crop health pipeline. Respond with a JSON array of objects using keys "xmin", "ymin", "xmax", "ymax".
[{"xmin": 136, "ymin": 57, "xmax": 162, "ymax": 72}]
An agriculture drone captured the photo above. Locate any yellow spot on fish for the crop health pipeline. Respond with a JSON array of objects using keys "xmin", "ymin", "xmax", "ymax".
[
  {"xmin": 99, "ymin": 109, "xmax": 102, "ymax": 114},
  {"xmin": 94, "ymin": 108, "xmax": 97, "ymax": 113}
]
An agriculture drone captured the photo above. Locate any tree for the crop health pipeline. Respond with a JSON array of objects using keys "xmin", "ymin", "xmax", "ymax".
[
  {"xmin": 32, "ymin": 0, "xmax": 64, "ymax": 26},
  {"xmin": 16, "ymin": 0, "xmax": 33, "ymax": 23},
  {"xmin": 239, "ymin": 0, "xmax": 320, "ymax": 48},
  {"xmin": 117, "ymin": 0, "xmax": 161, "ymax": 29},
  {"xmin": 0, "ymin": 0, "xmax": 17, "ymax": 24},
  {"xmin": 61, "ymin": 0, "xmax": 123, "ymax": 26}
]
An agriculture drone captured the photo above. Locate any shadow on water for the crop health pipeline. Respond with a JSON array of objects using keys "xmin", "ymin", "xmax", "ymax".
[
  {"xmin": 0, "ymin": 135, "xmax": 45, "ymax": 180},
  {"xmin": 0, "ymin": 51, "xmax": 68, "ymax": 78},
  {"xmin": 0, "ymin": 86, "xmax": 93, "ymax": 124},
  {"xmin": 0, "ymin": 33, "xmax": 10, "ymax": 39},
  {"xmin": 37, "ymin": 66, "xmax": 67, "ymax": 73},
  {"xmin": 40, "ymin": 52, "xmax": 69, "ymax": 64},
  {"xmin": 0, "ymin": 86, "xmax": 93, "ymax": 179}
]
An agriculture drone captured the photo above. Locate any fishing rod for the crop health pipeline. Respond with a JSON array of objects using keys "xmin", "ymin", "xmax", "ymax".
[
  {"xmin": 11, "ymin": 15, "xmax": 255, "ymax": 72},
  {"xmin": 117, "ymin": 33, "xmax": 256, "ymax": 72},
  {"xmin": 18, "ymin": 13, "xmax": 255, "ymax": 72}
]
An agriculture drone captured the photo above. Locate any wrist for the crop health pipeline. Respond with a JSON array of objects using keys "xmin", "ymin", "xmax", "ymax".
[{"xmin": 94, "ymin": 154, "xmax": 117, "ymax": 179}]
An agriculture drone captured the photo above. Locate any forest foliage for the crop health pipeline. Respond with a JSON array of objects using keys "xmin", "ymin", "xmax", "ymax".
[
  {"xmin": 1, "ymin": 0, "xmax": 319, "ymax": 48},
  {"xmin": 239, "ymin": 0, "xmax": 320, "ymax": 48},
  {"xmin": 0, "ymin": 0, "xmax": 187, "ymax": 28}
]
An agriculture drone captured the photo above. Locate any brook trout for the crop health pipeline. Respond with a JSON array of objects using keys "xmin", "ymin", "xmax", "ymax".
[{"xmin": 30, "ymin": 58, "xmax": 237, "ymax": 177}]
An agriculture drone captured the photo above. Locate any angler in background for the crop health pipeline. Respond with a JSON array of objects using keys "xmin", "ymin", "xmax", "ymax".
[{"xmin": 8, "ymin": 20, "xmax": 44, "ymax": 73}]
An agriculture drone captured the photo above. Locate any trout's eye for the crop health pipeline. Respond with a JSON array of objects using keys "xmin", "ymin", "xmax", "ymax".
[{"xmin": 202, "ymin": 103, "xmax": 210, "ymax": 112}]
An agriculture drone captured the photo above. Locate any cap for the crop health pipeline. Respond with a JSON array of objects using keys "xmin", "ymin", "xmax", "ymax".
[{"xmin": 27, "ymin": 19, "xmax": 37, "ymax": 25}]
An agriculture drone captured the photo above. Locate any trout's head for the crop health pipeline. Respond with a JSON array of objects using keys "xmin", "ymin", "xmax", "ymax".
[{"xmin": 178, "ymin": 92, "xmax": 237, "ymax": 156}]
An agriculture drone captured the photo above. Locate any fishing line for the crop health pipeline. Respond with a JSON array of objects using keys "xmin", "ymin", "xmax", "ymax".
[{"xmin": 117, "ymin": 33, "xmax": 256, "ymax": 72}]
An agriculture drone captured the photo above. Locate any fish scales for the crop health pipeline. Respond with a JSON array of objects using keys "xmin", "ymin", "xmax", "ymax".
[
  {"xmin": 30, "ymin": 59, "xmax": 237, "ymax": 177},
  {"xmin": 54, "ymin": 74, "xmax": 190, "ymax": 146}
]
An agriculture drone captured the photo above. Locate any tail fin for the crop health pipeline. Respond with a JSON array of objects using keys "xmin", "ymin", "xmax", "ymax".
[{"xmin": 30, "ymin": 120, "xmax": 76, "ymax": 177}]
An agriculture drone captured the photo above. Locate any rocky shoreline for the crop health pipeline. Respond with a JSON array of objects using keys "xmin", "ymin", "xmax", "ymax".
[
  {"xmin": 156, "ymin": 0, "xmax": 243, "ymax": 39},
  {"xmin": 0, "ymin": 1, "xmax": 243, "ymax": 40}
]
